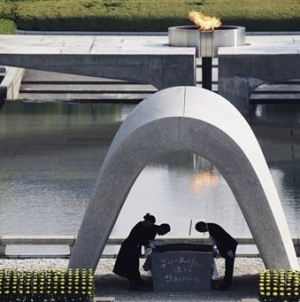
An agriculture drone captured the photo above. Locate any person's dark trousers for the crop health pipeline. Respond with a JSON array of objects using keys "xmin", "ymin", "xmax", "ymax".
[{"xmin": 223, "ymin": 247, "xmax": 237, "ymax": 288}]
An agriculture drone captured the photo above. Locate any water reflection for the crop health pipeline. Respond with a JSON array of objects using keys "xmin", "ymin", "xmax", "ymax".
[
  {"xmin": 115, "ymin": 103, "xmax": 300, "ymax": 238},
  {"xmin": 0, "ymin": 101, "xmax": 300, "ymax": 249},
  {"xmin": 189, "ymin": 171, "xmax": 219, "ymax": 194},
  {"xmin": 115, "ymin": 153, "xmax": 248, "ymax": 239}
]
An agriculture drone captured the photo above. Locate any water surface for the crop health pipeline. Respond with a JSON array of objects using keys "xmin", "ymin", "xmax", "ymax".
[{"xmin": 0, "ymin": 101, "xmax": 300, "ymax": 254}]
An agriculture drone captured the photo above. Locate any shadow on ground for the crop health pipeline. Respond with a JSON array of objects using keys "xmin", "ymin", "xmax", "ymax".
[{"xmin": 94, "ymin": 273, "xmax": 259, "ymax": 302}]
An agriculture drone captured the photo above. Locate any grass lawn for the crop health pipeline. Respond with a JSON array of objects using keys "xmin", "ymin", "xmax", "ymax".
[{"xmin": 0, "ymin": 0, "xmax": 299, "ymax": 34}]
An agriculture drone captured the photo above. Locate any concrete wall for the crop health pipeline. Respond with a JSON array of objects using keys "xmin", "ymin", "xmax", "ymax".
[
  {"xmin": 218, "ymin": 54, "xmax": 300, "ymax": 115},
  {"xmin": 0, "ymin": 67, "xmax": 24, "ymax": 100},
  {"xmin": 0, "ymin": 54, "xmax": 195, "ymax": 90}
]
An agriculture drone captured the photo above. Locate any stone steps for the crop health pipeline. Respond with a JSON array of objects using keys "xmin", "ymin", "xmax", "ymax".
[
  {"xmin": 16, "ymin": 68, "xmax": 300, "ymax": 103},
  {"xmin": 18, "ymin": 69, "xmax": 157, "ymax": 102}
]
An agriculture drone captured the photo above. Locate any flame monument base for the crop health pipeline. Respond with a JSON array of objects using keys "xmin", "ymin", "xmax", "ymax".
[
  {"xmin": 168, "ymin": 25, "xmax": 245, "ymax": 90},
  {"xmin": 168, "ymin": 25, "xmax": 246, "ymax": 58}
]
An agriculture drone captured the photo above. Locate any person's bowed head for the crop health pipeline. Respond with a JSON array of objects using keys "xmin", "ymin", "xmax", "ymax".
[
  {"xmin": 157, "ymin": 223, "xmax": 171, "ymax": 235},
  {"xmin": 195, "ymin": 221, "xmax": 208, "ymax": 233}
]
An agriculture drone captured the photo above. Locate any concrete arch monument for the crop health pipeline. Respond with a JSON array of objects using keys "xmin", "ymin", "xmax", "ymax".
[{"xmin": 69, "ymin": 86, "xmax": 298, "ymax": 271}]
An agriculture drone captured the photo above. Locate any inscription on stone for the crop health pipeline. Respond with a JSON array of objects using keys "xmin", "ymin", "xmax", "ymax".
[{"xmin": 151, "ymin": 251, "xmax": 213, "ymax": 292}]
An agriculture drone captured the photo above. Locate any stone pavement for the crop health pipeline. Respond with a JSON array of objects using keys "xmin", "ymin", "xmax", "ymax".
[
  {"xmin": 93, "ymin": 274, "xmax": 260, "ymax": 302},
  {"xmin": 92, "ymin": 257, "xmax": 268, "ymax": 302}
]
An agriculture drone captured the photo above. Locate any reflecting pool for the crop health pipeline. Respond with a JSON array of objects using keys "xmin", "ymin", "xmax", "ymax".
[{"xmin": 0, "ymin": 101, "xmax": 300, "ymax": 255}]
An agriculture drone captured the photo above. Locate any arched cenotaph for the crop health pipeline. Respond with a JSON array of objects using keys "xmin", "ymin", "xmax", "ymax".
[{"xmin": 69, "ymin": 86, "xmax": 299, "ymax": 271}]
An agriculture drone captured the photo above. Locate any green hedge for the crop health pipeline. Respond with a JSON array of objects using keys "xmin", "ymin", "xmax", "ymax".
[
  {"xmin": 0, "ymin": 18, "xmax": 16, "ymax": 34},
  {"xmin": 0, "ymin": 0, "xmax": 300, "ymax": 34}
]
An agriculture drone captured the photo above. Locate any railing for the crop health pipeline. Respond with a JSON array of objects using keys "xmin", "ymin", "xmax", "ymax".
[
  {"xmin": 1, "ymin": 235, "xmax": 300, "ymax": 258},
  {"xmin": 0, "ymin": 235, "xmax": 76, "ymax": 258}
]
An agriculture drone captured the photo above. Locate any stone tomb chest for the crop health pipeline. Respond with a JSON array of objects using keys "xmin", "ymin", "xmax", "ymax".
[{"xmin": 151, "ymin": 243, "xmax": 214, "ymax": 292}]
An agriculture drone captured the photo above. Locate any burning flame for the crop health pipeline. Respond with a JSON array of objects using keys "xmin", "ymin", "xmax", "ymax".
[{"xmin": 188, "ymin": 11, "xmax": 221, "ymax": 31}]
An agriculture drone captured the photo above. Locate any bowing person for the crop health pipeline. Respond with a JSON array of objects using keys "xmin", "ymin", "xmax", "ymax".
[
  {"xmin": 195, "ymin": 221, "xmax": 238, "ymax": 290},
  {"xmin": 113, "ymin": 213, "xmax": 156, "ymax": 290},
  {"xmin": 143, "ymin": 223, "xmax": 171, "ymax": 272}
]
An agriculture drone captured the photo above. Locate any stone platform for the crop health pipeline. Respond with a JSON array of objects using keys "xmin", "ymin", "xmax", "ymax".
[
  {"xmin": 1, "ymin": 32, "xmax": 300, "ymax": 114},
  {"xmin": 218, "ymin": 34, "xmax": 300, "ymax": 114},
  {"xmin": 0, "ymin": 35, "xmax": 195, "ymax": 90}
]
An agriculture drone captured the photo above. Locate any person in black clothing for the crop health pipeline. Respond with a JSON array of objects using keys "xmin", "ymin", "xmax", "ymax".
[
  {"xmin": 195, "ymin": 221, "xmax": 238, "ymax": 290},
  {"xmin": 113, "ymin": 213, "xmax": 157, "ymax": 290},
  {"xmin": 143, "ymin": 223, "xmax": 171, "ymax": 272}
]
